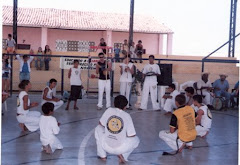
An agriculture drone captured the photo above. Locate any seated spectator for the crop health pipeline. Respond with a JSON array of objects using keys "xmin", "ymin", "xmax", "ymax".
[
  {"xmin": 35, "ymin": 47, "xmax": 44, "ymax": 70},
  {"xmin": 6, "ymin": 34, "xmax": 16, "ymax": 54},
  {"xmin": 196, "ymin": 72, "xmax": 213, "ymax": 108},
  {"xmin": 44, "ymin": 45, "xmax": 52, "ymax": 71},
  {"xmin": 16, "ymin": 54, "xmax": 34, "ymax": 81},
  {"xmin": 135, "ymin": 40, "xmax": 143, "ymax": 63},
  {"xmin": 163, "ymin": 84, "xmax": 180, "ymax": 115},
  {"xmin": 122, "ymin": 39, "xmax": 129, "ymax": 56},
  {"xmin": 98, "ymin": 38, "xmax": 107, "ymax": 54},
  {"xmin": 212, "ymin": 74, "xmax": 231, "ymax": 108},
  {"xmin": 114, "ymin": 44, "xmax": 121, "ymax": 62},
  {"xmin": 2, "ymin": 54, "xmax": 11, "ymax": 93},
  {"xmin": 230, "ymin": 81, "xmax": 239, "ymax": 108}
]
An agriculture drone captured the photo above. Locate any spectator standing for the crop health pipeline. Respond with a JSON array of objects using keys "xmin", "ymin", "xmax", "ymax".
[
  {"xmin": 98, "ymin": 38, "xmax": 107, "ymax": 54},
  {"xmin": 35, "ymin": 47, "xmax": 44, "ymax": 70},
  {"xmin": 6, "ymin": 34, "xmax": 16, "ymax": 54},
  {"xmin": 16, "ymin": 54, "xmax": 34, "ymax": 81},
  {"xmin": 114, "ymin": 44, "xmax": 121, "ymax": 62},
  {"xmin": 44, "ymin": 45, "xmax": 52, "ymax": 71},
  {"xmin": 2, "ymin": 54, "xmax": 11, "ymax": 93},
  {"xmin": 135, "ymin": 40, "xmax": 143, "ymax": 63}
]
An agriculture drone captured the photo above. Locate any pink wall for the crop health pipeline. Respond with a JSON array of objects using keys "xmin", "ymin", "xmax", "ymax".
[
  {"xmin": 112, "ymin": 31, "xmax": 159, "ymax": 54},
  {"xmin": 3, "ymin": 26, "xmax": 160, "ymax": 54},
  {"xmin": 3, "ymin": 26, "xmax": 41, "ymax": 51}
]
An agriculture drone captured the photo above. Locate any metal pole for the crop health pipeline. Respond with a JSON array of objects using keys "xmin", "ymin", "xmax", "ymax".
[
  {"xmin": 61, "ymin": 69, "xmax": 64, "ymax": 96},
  {"xmin": 128, "ymin": 0, "xmax": 134, "ymax": 52},
  {"xmin": 13, "ymin": 0, "xmax": 18, "ymax": 44},
  {"xmin": 10, "ymin": 55, "xmax": 13, "ymax": 96}
]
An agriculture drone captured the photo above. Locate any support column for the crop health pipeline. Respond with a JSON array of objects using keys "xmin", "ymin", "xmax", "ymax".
[
  {"xmin": 166, "ymin": 33, "xmax": 173, "ymax": 56},
  {"xmin": 158, "ymin": 34, "xmax": 164, "ymax": 55},
  {"xmin": 105, "ymin": 30, "xmax": 112, "ymax": 47},
  {"xmin": 41, "ymin": 27, "xmax": 48, "ymax": 48}
]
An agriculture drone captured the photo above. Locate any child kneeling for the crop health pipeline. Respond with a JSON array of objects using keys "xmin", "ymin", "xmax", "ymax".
[{"xmin": 40, "ymin": 102, "xmax": 63, "ymax": 154}]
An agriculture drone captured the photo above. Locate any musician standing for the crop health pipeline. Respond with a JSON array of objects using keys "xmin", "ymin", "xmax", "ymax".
[
  {"xmin": 138, "ymin": 55, "xmax": 161, "ymax": 111},
  {"xmin": 96, "ymin": 52, "xmax": 112, "ymax": 110}
]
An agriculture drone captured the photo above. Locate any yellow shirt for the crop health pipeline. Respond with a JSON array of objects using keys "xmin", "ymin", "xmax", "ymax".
[{"xmin": 171, "ymin": 105, "xmax": 197, "ymax": 142}]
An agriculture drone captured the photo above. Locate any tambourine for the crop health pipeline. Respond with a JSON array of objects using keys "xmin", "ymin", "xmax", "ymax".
[{"xmin": 145, "ymin": 72, "xmax": 157, "ymax": 76}]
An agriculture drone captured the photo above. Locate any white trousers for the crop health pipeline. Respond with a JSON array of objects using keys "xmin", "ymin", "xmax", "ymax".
[
  {"xmin": 120, "ymin": 82, "xmax": 132, "ymax": 108},
  {"xmin": 196, "ymin": 125, "xmax": 209, "ymax": 137},
  {"xmin": 140, "ymin": 82, "xmax": 160, "ymax": 110},
  {"xmin": 41, "ymin": 136, "xmax": 63, "ymax": 153},
  {"xmin": 98, "ymin": 80, "xmax": 111, "ymax": 108},
  {"xmin": 16, "ymin": 111, "xmax": 41, "ymax": 132},
  {"xmin": 159, "ymin": 130, "xmax": 193, "ymax": 151},
  {"xmin": 163, "ymin": 98, "xmax": 177, "ymax": 113},
  {"xmin": 202, "ymin": 91, "xmax": 211, "ymax": 105},
  {"xmin": 42, "ymin": 100, "xmax": 64, "ymax": 111},
  {"xmin": 95, "ymin": 125, "xmax": 139, "ymax": 161}
]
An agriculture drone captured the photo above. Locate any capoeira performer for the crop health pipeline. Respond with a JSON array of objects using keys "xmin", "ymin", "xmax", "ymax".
[
  {"xmin": 159, "ymin": 94, "xmax": 197, "ymax": 154},
  {"xmin": 96, "ymin": 52, "xmax": 112, "ymax": 110},
  {"xmin": 40, "ymin": 102, "xmax": 63, "ymax": 154},
  {"xmin": 42, "ymin": 79, "xmax": 64, "ymax": 110},
  {"xmin": 138, "ymin": 55, "xmax": 161, "ymax": 111},
  {"xmin": 95, "ymin": 95, "xmax": 139, "ymax": 163},
  {"xmin": 196, "ymin": 72, "xmax": 213, "ymax": 108},
  {"xmin": 17, "ymin": 80, "xmax": 41, "ymax": 132},
  {"xmin": 65, "ymin": 59, "xmax": 82, "ymax": 110},
  {"xmin": 193, "ymin": 95, "xmax": 212, "ymax": 138},
  {"xmin": 163, "ymin": 84, "xmax": 180, "ymax": 115},
  {"xmin": 119, "ymin": 55, "xmax": 134, "ymax": 109}
]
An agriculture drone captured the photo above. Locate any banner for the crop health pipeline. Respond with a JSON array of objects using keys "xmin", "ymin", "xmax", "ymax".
[{"xmin": 60, "ymin": 57, "xmax": 98, "ymax": 70}]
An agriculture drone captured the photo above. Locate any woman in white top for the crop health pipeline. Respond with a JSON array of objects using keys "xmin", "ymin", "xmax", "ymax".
[
  {"xmin": 65, "ymin": 60, "xmax": 82, "ymax": 110},
  {"xmin": 17, "ymin": 80, "xmax": 41, "ymax": 132},
  {"xmin": 119, "ymin": 55, "xmax": 134, "ymax": 109}
]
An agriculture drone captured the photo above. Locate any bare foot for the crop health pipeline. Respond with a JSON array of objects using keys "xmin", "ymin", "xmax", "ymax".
[
  {"xmin": 98, "ymin": 156, "xmax": 107, "ymax": 161},
  {"xmin": 186, "ymin": 145, "xmax": 193, "ymax": 150},
  {"xmin": 118, "ymin": 154, "xmax": 126, "ymax": 164},
  {"xmin": 74, "ymin": 107, "xmax": 79, "ymax": 110},
  {"xmin": 19, "ymin": 123, "xmax": 25, "ymax": 131},
  {"xmin": 65, "ymin": 107, "xmax": 69, "ymax": 111},
  {"xmin": 201, "ymin": 131, "xmax": 209, "ymax": 138},
  {"xmin": 45, "ymin": 144, "xmax": 52, "ymax": 154},
  {"xmin": 164, "ymin": 112, "xmax": 172, "ymax": 115},
  {"xmin": 178, "ymin": 143, "xmax": 186, "ymax": 153}
]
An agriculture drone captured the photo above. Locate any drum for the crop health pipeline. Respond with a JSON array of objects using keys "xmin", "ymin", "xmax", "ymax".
[{"xmin": 212, "ymin": 97, "xmax": 226, "ymax": 110}]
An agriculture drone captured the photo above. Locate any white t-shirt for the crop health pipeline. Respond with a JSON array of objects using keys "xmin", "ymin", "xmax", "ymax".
[
  {"xmin": 17, "ymin": 91, "xmax": 30, "ymax": 115},
  {"xmin": 100, "ymin": 107, "xmax": 136, "ymax": 148},
  {"xmin": 170, "ymin": 90, "xmax": 180, "ymax": 101},
  {"xmin": 42, "ymin": 86, "xmax": 53, "ymax": 104},
  {"xmin": 70, "ymin": 67, "xmax": 82, "ymax": 86},
  {"xmin": 197, "ymin": 80, "xmax": 212, "ymax": 93},
  {"xmin": 39, "ymin": 115, "xmax": 60, "ymax": 146},
  {"xmin": 142, "ymin": 64, "xmax": 161, "ymax": 84},
  {"xmin": 119, "ymin": 63, "xmax": 133, "ymax": 83},
  {"xmin": 198, "ymin": 104, "xmax": 212, "ymax": 129}
]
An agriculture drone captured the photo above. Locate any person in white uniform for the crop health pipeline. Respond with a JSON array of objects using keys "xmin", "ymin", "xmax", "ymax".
[
  {"xmin": 163, "ymin": 84, "xmax": 180, "ymax": 115},
  {"xmin": 196, "ymin": 73, "xmax": 213, "ymax": 107},
  {"xmin": 95, "ymin": 95, "xmax": 140, "ymax": 163},
  {"xmin": 42, "ymin": 79, "xmax": 64, "ymax": 111},
  {"xmin": 193, "ymin": 95, "xmax": 212, "ymax": 138},
  {"xmin": 138, "ymin": 55, "xmax": 161, "ymax": 111},
  {"xmin": 159, "ymin": 95, "xmax": 197, "ymax": 153},
  {"xmin": 17, "ymin": 80, "xmax": 41, "ymax": 132},
  {"xmin": 119, "ymin": 55, "xmax": 134, "ymax": 109},
  {"xmin": 96, "ymin": 52, "xmax": 112, "ymax": 110},
  {"xmin": 65, "ymin": 60, "xmax": 82, "ymax": 110},
  {"xmin": 40, "ymin": 102, "xmax": 63, "ymax": 154}
]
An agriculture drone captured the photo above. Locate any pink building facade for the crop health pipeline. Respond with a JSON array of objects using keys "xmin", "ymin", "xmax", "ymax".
[{"xmin": 3, "ymin": 26, "xmax": 172, "ymax": 55}]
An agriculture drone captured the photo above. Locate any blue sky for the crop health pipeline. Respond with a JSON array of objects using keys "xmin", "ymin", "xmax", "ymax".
[{"xmin": 2, "ymin": 0, "xmax": 240, "ymax": 58}]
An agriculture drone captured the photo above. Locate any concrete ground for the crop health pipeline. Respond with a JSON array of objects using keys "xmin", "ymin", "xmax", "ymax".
[{"xmin": 1, "ymin": 94, "xmax": 239, "ymax": 165}]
